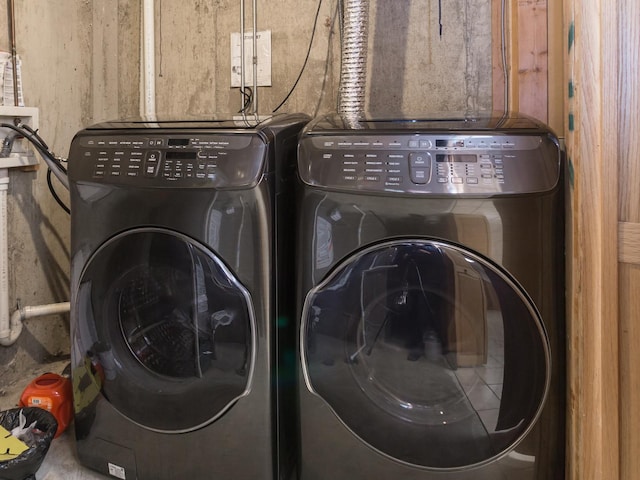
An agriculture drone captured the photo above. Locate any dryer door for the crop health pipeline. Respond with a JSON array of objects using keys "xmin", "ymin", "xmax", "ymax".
[
  {"xmin": 74, "ymin": 228, "xmax": 255, "ymax": 432},
  {"xmin": 301, "ymin": 239, "xmax": 550, "ymax": 470}
]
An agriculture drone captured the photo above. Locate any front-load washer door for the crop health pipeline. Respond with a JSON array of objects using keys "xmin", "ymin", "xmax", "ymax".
[
  {"xmin": 74, "ymin": 228, "xmax": 256, "ymax": 432},
  {"xmin": 301, "ymin": 239, "xmax": 550, "ymax": 470}
]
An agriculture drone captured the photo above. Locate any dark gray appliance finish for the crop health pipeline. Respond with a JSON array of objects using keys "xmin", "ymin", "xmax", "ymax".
[
  {"xmin": 68, "ymin": 113, "xmax": 308, "ymax": 480},
  {"xmin": 295, "ymin": 112, "xmax": 565, "ymax": 480}
]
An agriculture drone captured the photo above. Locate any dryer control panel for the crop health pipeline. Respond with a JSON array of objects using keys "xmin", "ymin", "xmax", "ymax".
[
  {"xmin": 68, "ymin": 131, "xmax": 268, "ymax": 189},
  {"xmin": 298, "ymin": 133, "xmax": 562, "ymax": 196}
]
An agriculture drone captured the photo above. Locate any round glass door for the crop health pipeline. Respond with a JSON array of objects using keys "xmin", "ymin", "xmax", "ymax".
[
  {"xmin": 301, "ymin": 239, "xmax": 550, "ymax": 469},
  {"xmin": 75, "ymin": 228, "xmax": 255, "ymax": 432}
]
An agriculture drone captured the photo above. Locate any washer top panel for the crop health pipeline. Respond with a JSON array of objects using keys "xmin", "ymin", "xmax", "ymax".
[
  {"xmin": 69, "ymin": 129, "xmax": 267, "ymax": 189},
  {"xmin": 68, "ymin": 113, "xmax": 308, "ymax": 189},
  {"xmin": 298, "ymin": 112, "xmax": 562, "ymax": 196}
]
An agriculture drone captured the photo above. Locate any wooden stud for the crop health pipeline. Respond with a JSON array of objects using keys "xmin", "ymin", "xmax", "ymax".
[{"xmin": 564, "ymin": 0, "xmax": 620, "ymax": 477}]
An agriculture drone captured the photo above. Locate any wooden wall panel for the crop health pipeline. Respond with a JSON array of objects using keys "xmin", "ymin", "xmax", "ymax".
[
  {"xmin": 619, "ymin": 265, "xmax": 640, "ymax": 479},
  {"xmin": 515, "ymin": 0, "xmax": 547, "ymax": 122},
  {"xmin": 491, "ymin": 0, "xmax": 557, "ymax": 129},
  {"xmin": 495, "ymin": 0, "xmax": 640, "ymax": 477},
  {"xmin": 617, "ymin": 0, "xmax": 640, "ymax": 225},
  {"xmin": 617, "ymin": 0, "xmax": 640, "ymax": 477}
]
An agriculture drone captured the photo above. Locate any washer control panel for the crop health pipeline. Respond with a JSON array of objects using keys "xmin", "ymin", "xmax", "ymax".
[
  {"xmin": 68, "ymin": 132, "xmax": 267, "ymax": 188},
  {"xmin": 298, "ymin": 133, "xmax": 561, "ymax": 195}
]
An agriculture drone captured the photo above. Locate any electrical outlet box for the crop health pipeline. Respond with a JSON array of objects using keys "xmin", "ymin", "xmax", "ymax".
[
  {"xmin": 0, "ymin": 106, "xmax": 39, "ymax": 169},
  {"xmin": 230, "ymin": 30, "xmax": 272, "ymax": 87}
]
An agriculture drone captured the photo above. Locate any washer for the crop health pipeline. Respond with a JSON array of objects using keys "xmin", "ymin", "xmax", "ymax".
[
  {"xmin": 296, "ymin": 113, "xmax": 565, "ymax": 479},
  {"xmin": 68, "ymin": 113, "xmax": 308, "ymax": 480}
]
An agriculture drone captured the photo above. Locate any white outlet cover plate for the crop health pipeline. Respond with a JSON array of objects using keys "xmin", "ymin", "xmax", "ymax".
[{"xmin": 0, "ymin": 106, "xmax": 38, "ymax": 168}]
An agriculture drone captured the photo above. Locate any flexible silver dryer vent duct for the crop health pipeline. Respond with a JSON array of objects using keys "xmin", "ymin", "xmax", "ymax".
[{"xmin": 338, "ymin": 0, "xmax": 369, "ymax": 123}]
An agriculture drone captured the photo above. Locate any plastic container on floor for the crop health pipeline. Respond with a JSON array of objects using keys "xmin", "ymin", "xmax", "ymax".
[{"xmin": 19, "ymin": 373, "xmax": 72, "ymax": 438}]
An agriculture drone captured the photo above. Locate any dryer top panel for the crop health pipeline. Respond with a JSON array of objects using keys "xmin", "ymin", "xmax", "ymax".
[
  {"xmin": 302, "ymin": 111, "xmax": 554, "ymax": 134},
  {"xmin": 298, "ymin": 112, "xmax": 562, "ymax": 197}
]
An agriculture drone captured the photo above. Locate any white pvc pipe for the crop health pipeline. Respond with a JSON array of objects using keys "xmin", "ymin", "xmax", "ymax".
[
  {"xmin": 1, "ymin": 302, "xmax": 71, "ymax": 347},
  {"xmin": 252, "ymin": 0, "xmax": 258, "ymax": 115},
  {"xmin": 240, "ymin": 0, "xmax": 246, "ymax": 112},
  {"xmin": 239, "ymin": 0, "xmax": 260, "ymax": 115},
  {"xmin": 141, "ymin": 0, "xmax": 156, "ymax": 119},
  {"xmin": 0, "ymin": 169, "xmax": 10, "ymax": 344}
]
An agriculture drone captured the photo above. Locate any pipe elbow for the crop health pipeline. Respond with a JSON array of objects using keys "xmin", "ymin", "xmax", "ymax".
[
  {"xmin": 0, "ymin": 308, "xmax": 23, "ymax": 346},
  {"xmin": 0, "ymin": 302, "xmax": 70, "ymax": 347}
]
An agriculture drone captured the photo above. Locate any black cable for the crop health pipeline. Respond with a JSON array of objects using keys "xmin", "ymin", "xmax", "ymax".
[
  {"xmin": 238, "ymin": 86, "xmax": 253, "ymax": 113},
  {"xmin": 18, "ymin": 122, "xmax": 50, "ymax": 150},
  {"xmin": 0, "ymin": 123, "xmax": 66, "ymax": 174},
  {"xmin": 46, "ymin": 168, "xmax": 70, "ymax": 215},
  {"xmin": 273, "ymin": 0, "xmax": 324, "ymax": 113},
  {"xmin": 0, "ymin": 122, "xmax": 44, "ymax": 151},
  {"xmin": 1, "ymin": 122, "xmax": 70, "ymax": 213}
]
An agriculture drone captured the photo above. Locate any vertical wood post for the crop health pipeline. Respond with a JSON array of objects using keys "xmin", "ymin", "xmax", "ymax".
[{"xmin": 564, "ymin": 0, "xmax": 620, "ymax": 477}]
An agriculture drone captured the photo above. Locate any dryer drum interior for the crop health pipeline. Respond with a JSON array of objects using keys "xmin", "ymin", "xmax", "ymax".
[
  {"xmin": 301, "ymin": 239, "xmax": 550, "ymax": 470},
  {"xmin": 75, "ymin": 228, "xmax": 255, "ymax": 432}
]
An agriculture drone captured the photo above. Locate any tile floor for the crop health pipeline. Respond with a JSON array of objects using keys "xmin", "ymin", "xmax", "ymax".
[{"xmin": 0, "ymin": 361, "xmax": 106, "ymax": 479}]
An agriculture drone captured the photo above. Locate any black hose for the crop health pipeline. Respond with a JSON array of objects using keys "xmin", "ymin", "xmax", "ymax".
[
  {"xmin": 46, "ymin": 169, "xmax": 70, "ymax": 215},
  {"xmin": 0, "ymin": 122, "xmax": 69, "ymax": 190},
  {"xmin": 1, "ymin": 122, "xmax": 71, "ymax": 215}
]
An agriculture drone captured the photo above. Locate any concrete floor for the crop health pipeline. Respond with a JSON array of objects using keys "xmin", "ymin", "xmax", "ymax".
[{"xmin": 0, "ymin": 360, "xmax": 107, "ymax": 480}]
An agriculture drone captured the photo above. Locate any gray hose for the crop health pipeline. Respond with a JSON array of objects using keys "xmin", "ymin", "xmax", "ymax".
[{"xmin": 338, "ymin": 0, "xmax": 369, "ymax": 125}]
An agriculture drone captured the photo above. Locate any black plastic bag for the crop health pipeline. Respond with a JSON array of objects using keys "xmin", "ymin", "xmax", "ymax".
[{"xmin": 0, "ymin": 407, "xmax": 58, "ymax": 480}]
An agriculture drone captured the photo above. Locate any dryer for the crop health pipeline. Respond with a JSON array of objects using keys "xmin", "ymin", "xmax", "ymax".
[
  {"xmin": 296, "ymin": 113, "xmax": 565, "ymax": 479},
  {"xmin": 68, "ymin": 113, "xmax": 308, "ymax": 480}
]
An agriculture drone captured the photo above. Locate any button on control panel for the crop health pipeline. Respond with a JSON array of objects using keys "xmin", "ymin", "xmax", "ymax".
[{"xmin": 298, "ymin": 132, "xmax": 558, "ymax": 195}]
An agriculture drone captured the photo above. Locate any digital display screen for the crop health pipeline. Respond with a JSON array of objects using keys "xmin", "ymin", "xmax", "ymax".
[
  {"xmin": 166, "ymin": 151, "xmax": 197, "ymax": 160},
  {"xmin": 436, "ymin": 154, "xmax": 477, "ymax": 163},
  {"xmin": 435, "ymin": 139, "xmax": 465, "ymax": 148},
  {"xmin": 168, "ymin": 138, "xmax": 190, "ymax": 146}
]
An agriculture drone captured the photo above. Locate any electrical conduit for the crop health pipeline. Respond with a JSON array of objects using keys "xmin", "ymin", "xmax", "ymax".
[
  {"xmin": 0, "ymin": 168, "xmax": 11, "ymax": 344},
  {"xmin": 140, "ymin": 0, "xmax": 156, "ymax": 119}
]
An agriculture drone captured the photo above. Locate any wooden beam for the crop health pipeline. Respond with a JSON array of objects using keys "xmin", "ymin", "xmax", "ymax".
[
  {"xmin": 616, "ymin": 0, "xmax": 640, "ymax": 477},
  {"xmin": 492, "ymin": 0, "xmax": 518, "ymax": 113},
  {"xmin": 516, "ymin": 0, "xmax": 547, "ymax": 122},
  {"xmin": 492, "ymin": 0, "xmax": 550, "ymax": 124},
  {"xmin": 491, "ymin": 0, "xmax": 507, "ymax": 113},
  {"xmin": 564, "ymin": 0, "xmax": 620, "ymax": 477},
  {"xmin": 619, "ymin": 222, "xmax": 640, "ymax": 265}
]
